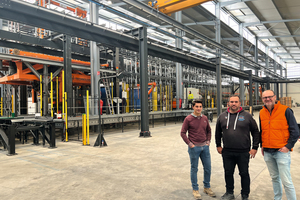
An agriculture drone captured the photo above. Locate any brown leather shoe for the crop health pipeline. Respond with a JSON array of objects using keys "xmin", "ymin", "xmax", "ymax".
[
  {"xmin": 204, "ymin": 188, "xmax": 216, "ymax": 197},
  {"xmin": 193, "ymin": 190, "xmax": 202, "ymax": 199}
]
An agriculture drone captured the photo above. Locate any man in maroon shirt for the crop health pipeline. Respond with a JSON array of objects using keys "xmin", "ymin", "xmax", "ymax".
[{"xmin": 181, "ymin": 99, "xmax": 216, "ymax": 199}]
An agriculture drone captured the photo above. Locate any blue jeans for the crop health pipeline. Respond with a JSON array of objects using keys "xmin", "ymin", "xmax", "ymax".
[
  {"xmin": 188, "ymin": 145, "xmax": 211, "ymax": 190},
  {"xmin": 264, "ymin": 151, "xmax": 296, "ymax": 200}
]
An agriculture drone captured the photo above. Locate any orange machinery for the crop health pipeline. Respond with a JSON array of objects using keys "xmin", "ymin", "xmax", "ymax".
[
  {"xmin": 245, "ymin": 83, "xmax": 262, "ymax": 97},
  {"xmin": 0, "ymin": 51, "xmax": 91, "ymax": 104},
  {"xmin": 137, "ymin": 82, "xmax": 157, "ymax": 95},
  {"xmin": 148, "ymin": 0, "xmax": 212, "ymax": 15}
]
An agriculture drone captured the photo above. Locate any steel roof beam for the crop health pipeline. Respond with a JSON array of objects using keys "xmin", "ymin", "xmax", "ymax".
[
  {"xmin": 258, "ymin": 35, "xmax": 300, "ymax": 39},
  {"xmin": 268, "ymin": 1, "xmax": 299, "ymax": 65},
  {"xmin": 226, "ymin": 7, "xmax": 249, "ymax": 11},
  {"xmin": 269, "ymin": 45, "xmax": 299, "ymax": 48},
  {"xmin": 276, "ymin": 53, "xmax": 300, "ymax": 55},
  {"xmin": 243, "ymin": 19, "xmax": 300, "ymax": 27},
  {"xmin": 220, "ymin": 0, "xmax": 255, "ymax": 7},
  {"xmin": 158, "ymin": 21, "xmax": 215, "ymax": 28},
  {"xmin": 282, "ymin": 58, "xmax": 300, "ymax": 61},
  {"xmin": 269, "ymin": 79, "xmax": 300, "ymax": 83},
  {"xmin": 222, "ymin": 37, "xmax": 240, "ymax": 41}
]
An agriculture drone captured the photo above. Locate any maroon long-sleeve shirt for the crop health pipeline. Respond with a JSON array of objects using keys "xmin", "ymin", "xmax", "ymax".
[{"xmin": 181, "ymin": 113, "xmax": 211, "ymax": 147}]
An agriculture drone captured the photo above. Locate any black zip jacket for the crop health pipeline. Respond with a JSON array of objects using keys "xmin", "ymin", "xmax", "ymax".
[{"xmin": 215, "ymin": 107, "xmax": 260, "ymax": 152}]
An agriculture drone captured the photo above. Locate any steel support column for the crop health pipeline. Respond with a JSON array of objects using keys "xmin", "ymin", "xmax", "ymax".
[
  {"xmin": 215, "ymin": 3, "xmax": 222, "ymax": 116},
  {"xmin": 276, "ymin": 82, "xmax": 279, "ymax": 100},
  {"xmin": 20, "ymin": 85, "xmax": 27, "ymax": 115},
  {"xmin": 274, "ymin": 63, "xmax": 278, "ymax": 98},
  {"xmin": 63, "ymin": 35, "xmax": 73, "ymax": 116},
  {"xmin": 239, "ymin": 24, "xmax": 245, "ymax": 105},
  {"xmin": 139, "ymin": 26, "xmax": 150, "ymax": 137},
  {"xmin": 246, "ymin": 70, "xmax": 253, "ymax": 115},
  {"xmin": 114, "ymin": 47, "xmax": 120, "ymax": 114},
  {"xmin": 90, "ymin": 2, "xmax": 99, "ymax": 115},
  {"xmin": 285, "ymin": 68, "xmax": 288, "ymax": 96},
  {"xmin": 216, "ymin": 55, "xmax": 222, "ymax": 116},
  {"xmin": 280, "ymin": 65, "xmax": 283, "ymax": 97},
  {"xmin": 266, "ymin": 77, "xmax": 270, "ymax": 90},
  {"xmin": 254, "ymin": 37, "xmax": 259, "ymax": 104},
  {"xmin": 0, "ymin": 19, "xmax": 2, "ymax": 53},
  {"xmin": 265, "ymin": 47, "xmax": 269, "ymax": 78},
  {"xmin": 175, "ymin": 11, "xmax": 183, "ymax": 110}
]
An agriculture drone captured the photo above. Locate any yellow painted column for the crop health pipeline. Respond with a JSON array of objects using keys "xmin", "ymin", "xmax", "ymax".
[
  {"xmin": 132, "ymin": 84, "xmax": 134, "ymax": 113},
  {"xmin": 62, "ymin": 70, "xmax": 65, "ymax": 119},
  {"xmin": 82, "ymin": 114, "xmax": 86, "ymax": 145},
  {"xmin": 170, "ymin": 85, "xmax": 173, "ymax": 111},
  {"xmin": 65, "ymin": 92, "xmax": 68, "ymax": 142},
  {"xmin": 165, "ymin": 85, "xmax": 168, "ymax": 111},
  {"xmin": 86, "ymin": 90, "xmax": 89, "ymax": 145},
  {"xmin": 160, "ymin": 84, "xmax": 162, "ymax": 111},
  {"xmin": 0, "ymin": 97, "xmax": 2, "ymax": 116},
  {"xmin": 153, "ymin": 85, "xmax": 157, "ymax": 111},
  {"xmin": 51, "ymin": 73, "xmax": 53, "ymax": 117},
  {"xmin": 111, "ymin": 82, "xmax": 114, "ymax": 114},
  {"xmin": 40, "ymin": 75, "xmax": 42, "ymax": 116}
]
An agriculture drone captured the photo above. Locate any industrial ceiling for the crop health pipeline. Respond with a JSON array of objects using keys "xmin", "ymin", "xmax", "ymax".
[{"xmin": 2, "ymin": 0, "xmax": 300, "ymax": 78}]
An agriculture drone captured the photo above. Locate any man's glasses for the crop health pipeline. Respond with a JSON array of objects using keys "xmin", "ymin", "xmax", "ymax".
[{"xmin": 262, "ymin": 95, "xmax": 274, "ymax": 100}]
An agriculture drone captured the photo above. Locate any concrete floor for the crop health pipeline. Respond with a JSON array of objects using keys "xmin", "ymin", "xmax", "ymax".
[{"xmin": 1, "ymin": 108, "xmax": 300, "ymax": 200}]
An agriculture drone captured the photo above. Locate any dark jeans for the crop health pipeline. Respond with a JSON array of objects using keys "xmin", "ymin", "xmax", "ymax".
[{"xmin": 222, "ymin": 150, "xmax": 250, "ymax": 196}]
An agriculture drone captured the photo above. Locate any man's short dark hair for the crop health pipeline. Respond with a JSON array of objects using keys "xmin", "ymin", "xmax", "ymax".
[
  {"xmin": 228, "ymin": 95, "xmax": 240, "ymax": 102},
  {"xmin": 192, "ymin": 99, "xmax": 203, "ymax": 107}
]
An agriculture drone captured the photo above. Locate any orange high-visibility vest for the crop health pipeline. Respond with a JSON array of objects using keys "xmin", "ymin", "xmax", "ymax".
[{"xmin": 260, "ymin": 101, "xmax": 290, "ymax": 149}]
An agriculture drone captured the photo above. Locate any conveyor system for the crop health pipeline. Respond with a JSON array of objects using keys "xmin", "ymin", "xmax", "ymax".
[{"xmin": 57, "ymin": 105, "xmax": 262, "ymax": 132}]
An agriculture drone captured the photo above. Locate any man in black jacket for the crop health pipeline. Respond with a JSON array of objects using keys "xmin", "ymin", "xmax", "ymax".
[{"xmin": 215, "ymin": 95, "xmax": 260, "ymax": 200}]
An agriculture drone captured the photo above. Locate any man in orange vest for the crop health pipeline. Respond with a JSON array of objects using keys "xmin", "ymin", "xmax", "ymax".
[{"xmin": 260, "ymin": 90, "xmax": 299, "ymax": 200}]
